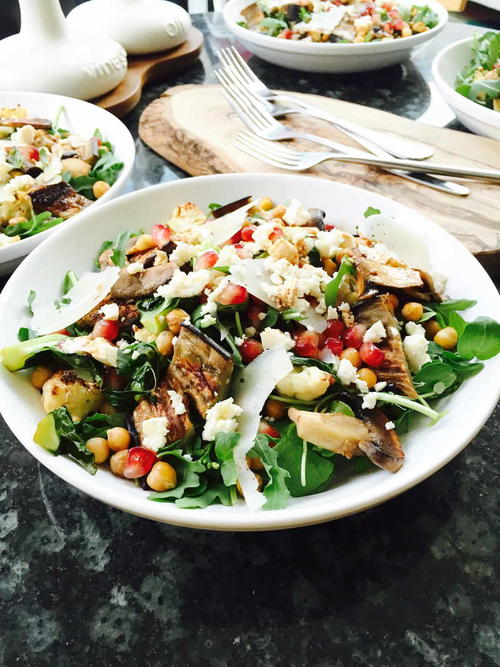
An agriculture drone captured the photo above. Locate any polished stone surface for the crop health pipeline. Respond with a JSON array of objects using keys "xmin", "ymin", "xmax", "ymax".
[{"xmin": 1, "ymin": 12, "xmax": 499, "ymax": 667}]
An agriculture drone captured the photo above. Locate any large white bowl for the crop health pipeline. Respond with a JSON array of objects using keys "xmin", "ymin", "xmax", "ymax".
[
  {"xmin": 0, "ymin": 91, "xmax": 135, "ymax": 276},
  {"xmin": 432, "ymin": 35, "xmax": 500, "ymax": 141},
  {"xmin": 0, "ymin": 173, "xmax": 499, "ymax": 531},
  {"xmin": 224, "ymin": 0, "xmax": 447, "ymax": 73}
]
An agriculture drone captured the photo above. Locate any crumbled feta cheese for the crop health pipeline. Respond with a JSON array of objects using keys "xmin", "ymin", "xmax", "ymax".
[
  {"xmin": 338, "ymin": 302, "xmax": 351, "ymax": 313},
  {"xmin": 57, "ymin": 336, "xmax": 118, "ymax": 367},
  {"xmin": 260, "ymin": 327, "xmax": 295, "ymax": 351},
  {"xmin": 430, "ymin": 270, "xmax": 448, "ymax": 296},
  {"xmin": 167, "ymin": 390, "xmax": 186, "ymax": 415},
  {"xmin": 385, "ymin": 421, "xmax": 396, "ymax": 430},
  {"xmin": 315, "ymin": 229, "xmax": 345, "ymax": 258},
  {"xmin": 157, "ymin": 268, "xmax": 210, "ymax": 299},
  {"xmin": 10, "ymin": 124, "xmax": 36, "ymax": 146},
  {"xmin": 327, "ymin": 306, "xmax": 338, "ymax": 320},
  {"xmin": 389, "ymin": 326, "xmax": 399, "ymax": 337},
  {"xmin": 337, "ymin": 358, "xmax": 358, "ymax": 386},
  {"xmin": 276, "ymin": 366, "xmax": 331, "ymax": 401},
  {"xmin": 363, "ymin": 319, "xmax": 386, "ymax": 344},
  {"xmin": 403, "ymin": 322, "xmax": 430, "ymax": 372},
  {"xmin": 354, "ymin": 14, "xmax": 372, "ymax": 28},
  {"xmin": 142, "ymin": 417, "xmax": 169, "ymax": 452},
  {"xmin": 169, "ymin": 242, "xmax": 199, "ymax": 267},
  {"xmin": 234, "ymin": 336, "xmax": 245, "ymax": 346},
  {"xmin": 359, "ymin": 242, "xmax": 393, "ymax": 263},
  {"xmin": 362, "ymin": 393, "xmax": 378, "ymax": 410},
  {"xmin": 374, "ymin": 381, "xmax": 387, "ymax": 392},
  {"xmin": 217, "ymin": 244, "xmax": 244, "ymax": 266},
  {"xmin": 202, "ymin": 398, "xmax": 243, "ymax": 441},
  {"xmin": 126, "ymin": 261, "xmax": 143, "ymax": 275},
  {"xmin": 99, "ymin": 302, "xmax": 119, "ymax": 321},
  {"xmin": 355, "ymin": 379, "xmax": 369, "ymax": 393},
  {"xmin": 284, "ymin": 227, "xmax": 316, "ymax": 245},
  {"xmin": 283, "ymin": 199, "xmax": 311, "ymax": 226},
  {"xmin": 405, "ymin": 321, "xmax": 426, "ymax": 336},
  {"xmin": 252, "ymin": 222, "xmax": 280, "ymax": 252}
]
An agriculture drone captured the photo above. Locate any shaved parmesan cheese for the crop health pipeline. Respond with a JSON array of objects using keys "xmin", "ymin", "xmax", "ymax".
[
  {"xmin": 32, "ymin": 267, "xmax": 120, "ymax": 335},
  {"xmin": 203, "ymin": 202, "xmax": 254, "ymax": 247},
  {"xmin": 359, "ymin": 213, "xmax": 430, "ymax": 270},
  {"xmin": 233, "ymin": 348, "xmax": 293, "ymax": 510}
]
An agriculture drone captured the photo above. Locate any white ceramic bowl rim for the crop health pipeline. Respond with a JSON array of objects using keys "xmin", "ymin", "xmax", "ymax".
[
  {"xmin": 0, "ymin": 173, "xmax": 499, "ymax": 532},
  {"xmin": 0, "ymin": 90, "xmax": 135, "ymax": 259},
  {"xmin": 224, "ymin": 0, "xmax": 448, "ymax": 54}
]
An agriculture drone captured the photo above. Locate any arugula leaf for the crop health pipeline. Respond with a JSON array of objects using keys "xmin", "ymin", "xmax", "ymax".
[
  {"xmin": 324, "ymin": 255, "xmax": 355, "ymax": 308},
  {"xmin": 456, "ymin": 32, "xmax": 500, "ymax": 110},
  {"xmin": 298, "ymin": 6, "xmax": 311, "ymax": 21},
  {"xmin": 425, "ymin": 299, "xmax": 476, "ymax": 327},
  {"xmin": 275, "ymin": 425, "xmax": 334, "ymax": 497},
  {"xmin": 214, "ymin": 431, "xmax": 240, "ymax": 486},
  {"xmin": 51, "ymin": 407, "xmax": 96, "ymax": 474},
  {"xmin": 62, "ymin": 270, "xmax": 78, "ymax": 295},
  {"xmin": 4, "ymin": 211, "xmax": 63, "ymax": 239},
  {"xmin": 27, "ymin": 289, "xmax": 36, "ymax": 315},
  {"xmin": 308, "ymin": 247, "xmax": 322, "ymax": 267},
  {"xmin": 94, "ymin": 240, "xmax": 113, "ymax": 269},
  {"xmin": 175, "ymin": 483, "xmax": 234, "ymax": 508},
  {"xmin": 449, "ymin": 311, "xmax": 467, "ymax": 337},
  {"xmin": 353, "ymin": 457, "xmax": 375, "ymax": 474},
  {"xmin": 148, "ymin": 450, "xmax": 206, "ymax": 501},
  {"xmin": 261, "ymin": 305, "xmax": 279, "ymax": 328},
  {"xmin": 363, "ymin": 206, "xmax": 381, "ymax": 218},
  {"xmin": 457, "ymin": 317, "xmax": 500, "ymax": 361},
  {"xmin": 250, "ymin": 434, "xmax": 290, "ymax": 509},
  {"xmin": 330, "ymin": 400, "xmax": 355, "ymax": 417},
  {"xmin": 111, "ymin": 230, "xmax": 135, "ymax": 267}
]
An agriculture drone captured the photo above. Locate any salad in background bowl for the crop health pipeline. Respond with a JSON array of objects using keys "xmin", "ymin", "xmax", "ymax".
[
  {"xmin": 0, "ymin": 91, "xmax": 135, "ymax": 276},
  {"xmin": 0, "ymin": 174, "xmax": 498, "ymax": 531}
]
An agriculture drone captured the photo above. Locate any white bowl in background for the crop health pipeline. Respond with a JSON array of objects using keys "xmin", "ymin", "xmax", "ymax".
[
  {"xmin": 432, "ymin": 35, "xmax": 500, "ymax": 141},
  {"xmin": 0, "ymin": 91, "xmax": 135, "ymax": 276},
  {"xmin": 223, "ymin": 0, "xmax": 447, "ymax": 73},
  {"xmin": 0, "ymin": 173, "xmax": 499, "ymax": 532}
]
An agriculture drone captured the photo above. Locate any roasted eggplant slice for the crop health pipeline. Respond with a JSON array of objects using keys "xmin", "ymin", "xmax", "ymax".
[
  {"xmin": 404, "ymin": 269, "xmax": 443, "ymax": 303},
  {"xmin": 360, "ymin": 408, "xmax": 404, "ymax": 472},
  {"xmin": 29, "ymin": 182, "xmax": 91, "ymax": 219},
  {"xmin": 77, "ymin": 300, "xmax": 140, "ymax": 331},
  {"xmin": 288, "ymin": 408, "xmax": 370, "ymax": 458},
  {"xmin": 211, "ymin": 196, "xmax": 252, "ymax": 219},
  {"xmin": 353, "ymin": 248, "xmax": 423, "ymax": 290},
  {"xmin": 167, "ymin": 324, "xmax": 234, "ymax": 418},
  {"xmin": 133, "ymin": 377, "xmax": 193, "ymax": 446},
  {"xmin": 110, "ymin": 263, "xmax": 176, "ymax": 300},
  {"xmin": 354, "ymin": 294, "xmax": 418, "ymax": 398},
  {"xmin": 0, "ymin": 117, "xmax": 52, "ymax": 130}
]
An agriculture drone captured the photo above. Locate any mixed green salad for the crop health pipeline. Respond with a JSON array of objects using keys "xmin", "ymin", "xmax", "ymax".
[
  {"xmin": 1, "ymin": 196, "xmax": 499, "ymax": 511},
  {"xmin": 456, "ymin": 31, "xmax": 500, "ymax": 113},
  {"xmin": 0, "ymin": 105, "xmax": 123, "ymax": 248}
]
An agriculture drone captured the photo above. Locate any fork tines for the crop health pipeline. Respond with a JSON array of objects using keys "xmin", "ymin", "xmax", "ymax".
[{"xmin": 234, "ymin": 130, "xmax": 301, "ymax": 169}]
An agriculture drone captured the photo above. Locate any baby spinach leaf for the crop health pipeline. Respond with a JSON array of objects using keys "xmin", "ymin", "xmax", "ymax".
[
  {"xmin": 363, "ymin": 206, "xmax": 381, "ymax": 218},
  {"xmin": 330, "ymin": 400, "xmax": 355, "ymax": 417},
  {"xmin": 175, "ymin": 483, "xmax": 234, "ymax": 508},
  {"xmin": 458, "ymin": 317, "xmax": 500, "ymax": 361},
  {"xmin": 148, "ymin": 450, "xmax": 206, "ymax": 501},
  {"xmin": 426, "ymin": 299, "xmax": 476, "ymax": 327},
  {"xmin": 413, "ymin": 361, "xmax": 457, "ymax": 395},
  {"xmin": 250, "ymin": 434, "xmax": 290, "ymax": 509}
]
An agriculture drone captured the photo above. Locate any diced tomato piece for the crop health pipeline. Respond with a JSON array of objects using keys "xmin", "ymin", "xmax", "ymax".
[
  {"xmin": 359, "ymin": 342, "xmax": 385, "ymax": 367},
  {"xmin": 151, "ymin": 224, "xmax": 172, "ymax": 249},
  {"xmin": 123, "ymin": 447, "xmax": 156, "ymax": 479},
  {"xmin": 92, "ymin": 319, "xmax": 119, "ymax": 341},
  {"xmin": 194, "ymin": 250, "xmax": 218, "ymax": 271},
  {"xmin": 241, "ymin": 225, "xmax": 256, "ymax": 242},
  {"xmin": 294, "ymin": 330, "xmax": 320, "ymax": 359},
  {"xmin": 343, "ymin": 324, "xmax": 366, "ymax": 350},
  {"xmin": 325, "ymin": 337, "xmax": 344, "ymax": 356},
  {"xmin": 240, "ymin": 338, "xmax": 263, "ymax": 364},
  {"xmin": 215, "ymin": 283, "xmax": 248, "ymax": 306},
  {"xmin": 269, "ymin": 226, "xmax": 284, "ymax": 242},
  {"xmin": 325, "ymin": 319, "xmax": 346, "ymax": 339},
  {"xmin": 258, "ymin": 420, "xmax": 280, "ymax": 439}
]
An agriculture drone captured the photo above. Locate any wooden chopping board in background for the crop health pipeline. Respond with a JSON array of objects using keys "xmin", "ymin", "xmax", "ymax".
[{"xmin": 139, "ymin": 84, "xmax": 500, "ymax": 266}]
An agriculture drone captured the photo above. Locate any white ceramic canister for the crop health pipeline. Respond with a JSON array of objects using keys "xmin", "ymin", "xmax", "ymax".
[
  {"xmin": 0, "ymin": 0, "xmax": 127, "ymax": 100},
  {"xmin": 67, "ymin": 0, "xmax": 192, "ymax": 55}
]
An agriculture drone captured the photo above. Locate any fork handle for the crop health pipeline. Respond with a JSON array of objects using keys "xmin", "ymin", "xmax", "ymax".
[{"xmin": 276, "ymin": 94, "xmax": 435, "ymax": 161}]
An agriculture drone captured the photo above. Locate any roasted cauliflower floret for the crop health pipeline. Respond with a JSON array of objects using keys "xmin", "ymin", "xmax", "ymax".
[
  {"xmin": 41, "ymin": 370, "xmax": 104, "ymax": 422},
  {"xmin": 276, "ymin": 366, "xmax": 332, "ymax": 402}
]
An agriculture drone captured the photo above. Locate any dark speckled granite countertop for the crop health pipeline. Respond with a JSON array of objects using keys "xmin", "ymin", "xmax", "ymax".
[{"xmin": 1, "ymin": 11, "xmax": 499, "ymax": 667}]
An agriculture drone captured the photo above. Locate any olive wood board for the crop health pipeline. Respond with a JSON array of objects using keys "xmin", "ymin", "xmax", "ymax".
[
  {"xmin": 90, "ymin": 28, "xmax": 203, "ymax": 118},
  {"xmin": 139, "ymin": 84, "xmax": 500, "ymax": 268}
]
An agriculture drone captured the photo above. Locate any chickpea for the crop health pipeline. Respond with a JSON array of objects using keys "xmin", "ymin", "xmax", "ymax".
[
  {"xmin": 271, "ymin": 204, "xmax": 286, "ymax": 219},
  {"xmin": 424, "ymin": 319, "xmax": 441, "ymax": 339},
  {"xmin": 128, "ymin": 234, "xmax": 156, "ymax": 254},
  {"xmin": 387, "ymin": 293, "xmax": 399, "ymax": 310},
  {"xmin": 166, "ymin": 308, "xmax": 189, "ymax": 335},
  {"xmin": 147, "ymin": 461, "xmax": 177, "ymax": 492},
  {"xmin": 86, "ymin": 437, "xmax": 110, "ymax": 464},
  {"xmin": 340, "ymin": 347, "xmax": 361, "ymax": 368},
  {"xmin": 237, "ymin": 473, "xmax": 263, "ymax": 496},
  {"xmin": 322, "ymin": 257, "xmax": 337, "ymax": 277},
  {"xmin": 61, "ymin": 157, "xmax": 91, "ymax": 179},
  {"xmin": 156, "ymin": 330, "xmax": 174, "ymax": 356},
  {"xmin": 30, "ymin": 365, "xmax": 53, "ymax": 389},
  {"xmin": 264, "ymin": 398, "xmax": 286, "ymax": 420},
  {"xmin": 401, "ymin": 302, "xmax": 424, "ymax": 322},
  {"xmin": 107, "ymin": 427, "xmax": 131, "ymax": 452},
  {"xmin": 269, "ymin": 238, "xmax": 298, "ymax": 264},
  {"xmin": 259, "ymin": 197, "xmax": 274, "ymax": 211},
  {"xmin": 110, "ymin": 449, "xmax": 128, "ymax": 477},
  {"xmin": 357, "ymin": 367, "xmax": 377, "ymax": 388},
  {"xmin": 92, "ymin": 180, "xmax": 110, "ymax": 199},
  {"xmin": 434, "ymin": 327, "xmax": 458, "ymax": 350},
  {"xmin": 246, "ymin": 456, "xmax": 264, "ymax": 471},
  {"xmin": 336, "ymin": 249, "xmax": 349, "ymax": 264}
]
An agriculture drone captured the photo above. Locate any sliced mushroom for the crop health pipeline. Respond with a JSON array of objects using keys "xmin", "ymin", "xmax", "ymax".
[
  {"xmin": 404, "ymin": 269, "xmax": 442, "ymax": 303},
  {"xmin": 110, "ymin": 262, "xmax": 176, "ymax": 300},
  {"xmin": 360, "ymin": 408, "xmax": 404, "ymax": 472},
  {"xmin": 352, "ymin": 248, "xmax": 423, "ymax": 290}
]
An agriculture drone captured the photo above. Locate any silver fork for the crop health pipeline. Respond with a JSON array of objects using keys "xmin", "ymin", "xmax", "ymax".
[
  {"xmin": 216, "ymin": 70, "xmax": 469, "ymax": 196},
  {"xmin": 218, "ymin": 46, "xmax": 435, "ymax": 161},
  {"xmin": 234, "ymin": 130, "xmax": 500, "ymax": 182}
]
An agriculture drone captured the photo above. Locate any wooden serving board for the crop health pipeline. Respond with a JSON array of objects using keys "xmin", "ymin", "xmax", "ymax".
[
  {"xmin": 139, "ymin": 84, "xmax": 500, "ymax": 266},
  {"xmin": 91, "ymin": 28, "xmax": 203, "ymax": 118}
]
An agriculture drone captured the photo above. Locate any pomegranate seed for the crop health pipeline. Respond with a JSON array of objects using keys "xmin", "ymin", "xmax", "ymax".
[
  {"xmin": 56, "ymin": 328, "xmax": 70, "ymax": 335},
  {"xmin": 240, "ymin": 338, "xmax": 263, "ymax": 364},
  {"xmin": 194, "ymin": 250, "xmax": 218, "ymax": 271},
  {"xmin": 29, "ymin": 148, "xmax": 39, "ymax": 161},
  {"xmin": 294, "ymin": 330, "xmax": 320, "ymax": 359},
  {"xmin": 247, "ymin": 304, "xmax": 266, "ymax": 329},
  {"xmin": 325, "ymin": 337, "xmax": 344, "ymax": 356},
  {"xmin": 324, "ymin": 222, "xmax": 336, "ymax": 231},
  {"xmin": 269, "ymin": 227, "xmax": 284, "ymax": 242},
  {"xmin": 230, "ymin": 231, "xmax": 242, "ymax": 244},
  {"xmin": 151, "ymin": 224, "xmax": 172, "ymax": 249},
  {"xmin": 282, "ymin": 29, "xmax": 293, "ymax": 39},
  {"xmin": 215, "ymin": 283, "xmax": 248, "ymax": 306},
  {"xmin": 325, "ymin": 319, "xmax": 346, "ymax": 339},
  {"xmin": 343, "ymin": 324, "xmax": 366, "ymax": 350},
  {"xmin": 123, "ymin": 447, "xmax": 156, "ymax": 479},
  {"xmin": 233, "ymin": 242, "xmax": 251, "ymax": 259},
  {"xmin": 241, "ymin": 225, "xmax": 256, "ymax": 242},
  {"xmin": 258, "ymin": 420, "xmax": 280, "ymax": 439},
  {"xmin": 359, "ymin": 342, "xmax": 385, "ymax": 368},
  {"xmin": 92, "ymin": 319, "xmax": 119, "ymax": 341}
]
